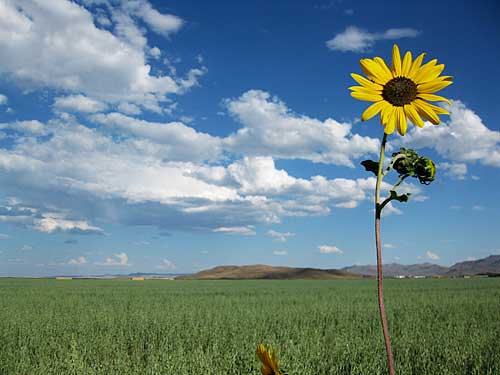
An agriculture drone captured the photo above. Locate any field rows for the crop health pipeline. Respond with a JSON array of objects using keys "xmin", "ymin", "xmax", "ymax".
[{"xmin": 0, "ymin": 278, "xmax": 499, "ymax": 374}]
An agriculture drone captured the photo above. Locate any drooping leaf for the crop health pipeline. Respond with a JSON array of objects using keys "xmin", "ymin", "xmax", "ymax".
[
  {"xmin": 389, "ymin": 190, "xmax": 411, "ymax": 203},
  {"xmin": 361, "ymin": 160, "xmax": 379, "ymax": 176}
]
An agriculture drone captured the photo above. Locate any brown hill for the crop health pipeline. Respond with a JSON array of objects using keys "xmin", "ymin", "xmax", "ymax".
[
  {"xmin": 176, "ymin": 264, "xmax": 359, "ymax": 280},
  {"xmin": 446, "ymin": 255, "xmax": 500, "ymax": 277}
]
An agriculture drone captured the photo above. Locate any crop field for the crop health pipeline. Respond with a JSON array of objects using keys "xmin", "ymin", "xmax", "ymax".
[{"xmin": 0, "ymin": 278, "xmax": 499, "ymax": 375}]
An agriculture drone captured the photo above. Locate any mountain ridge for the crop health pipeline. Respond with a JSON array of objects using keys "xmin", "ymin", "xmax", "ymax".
[{"xmin": 177, "ymin": 255, "xmax": 500, "ymax": 280}]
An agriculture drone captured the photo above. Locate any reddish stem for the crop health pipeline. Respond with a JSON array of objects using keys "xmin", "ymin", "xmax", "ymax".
[{"xmin": 376, "ymin": 207, "xmax": 395, "ymax": 375}]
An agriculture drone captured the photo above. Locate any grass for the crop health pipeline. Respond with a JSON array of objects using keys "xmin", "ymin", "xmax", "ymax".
[{"xmin": 0, "ymin": 278, "xmax": 499, "ymax": 374}]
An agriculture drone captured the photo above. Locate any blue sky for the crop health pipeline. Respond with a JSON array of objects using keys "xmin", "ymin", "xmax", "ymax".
[{"xmin": 0, "ymin": 0, "xmax": 499, "ymax": 276}]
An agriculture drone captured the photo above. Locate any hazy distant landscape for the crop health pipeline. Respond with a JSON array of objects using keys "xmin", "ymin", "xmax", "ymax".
[{"xmin": 50, "ymin": 255, "xmax": 500, "ymax": 280}]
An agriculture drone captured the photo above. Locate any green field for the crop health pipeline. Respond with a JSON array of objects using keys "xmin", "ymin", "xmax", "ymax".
[{"xmin": 0, "ymin": 278, "xmax": 499, "ymax": 375}]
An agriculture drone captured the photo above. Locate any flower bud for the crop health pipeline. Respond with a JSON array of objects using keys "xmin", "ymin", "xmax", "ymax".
[
  {"xmin": 391, "ymin": 148, "xmax": 419, "ymax": 176},
  {"xmin": 415, "ymin": 157, "xmax": 436, "ymax": 185}
]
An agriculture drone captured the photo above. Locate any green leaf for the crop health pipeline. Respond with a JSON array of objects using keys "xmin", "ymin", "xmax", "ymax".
[
  {"xmin": 360, "ymin": 160, "xmax": 379, "ymax": 176},
  {"xmin": 389, "ymin": 190, "xmax": 411, "ymax": 203}
]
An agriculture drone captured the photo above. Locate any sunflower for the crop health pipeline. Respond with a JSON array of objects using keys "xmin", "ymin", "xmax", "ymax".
[
  {"xmin": 349, "ymin": 44, "xmax": 453, "ymax": 136},
  {"xmin": 256, "ymin": 344, "xmax": 286, "ymax": 375}
]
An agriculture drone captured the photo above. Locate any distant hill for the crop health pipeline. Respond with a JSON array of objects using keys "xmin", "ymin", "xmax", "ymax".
[
  {"xmin": 342, "ymin": 263, "xmax": 449, "ymax": 277},
  {"xmin": 178, "ymin": 255, "xmax": 500, "ymax": 280},
  {"xmin": 176, "ymin": 264, "xmax": 358, "ymax": 280},
  {"xmin": 446, "ymin": 255, "xmax": 500, "ymax": 277}
]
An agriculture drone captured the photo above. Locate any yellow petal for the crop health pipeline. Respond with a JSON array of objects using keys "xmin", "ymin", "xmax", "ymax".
[
  {"xmin": 373, "ymin": 57, "xmax": 393, "ymax": 81},
  {"xmin": 350, "ymin": 73, "xmax": 383, "ymax": 90},
  {"xmin": 401, "ymin": 51, "xmax": 412, "ymax": 77},
  {"xmin": 420, "ymin": 101, "xmax": 450, "ymax": 115},
  {"xmin": 396, "ymin": 107, "xmax": 407, "ymax": 135},
  {"xmin": 412, "ymin": 59, "xmax": 438, "ymax": 83},
  {"xmin": 349, "ymin": 85, "xmax": 382, "ymax": 94},
  {"xmin": 384, "ymin": 107, "xmax": 396, "ymax": 134},
  {"xmin": 417, "ymin": 93, "xmax": 451, "ymax": 106},
  {"xmin": 436, "ymin": 75, "xmax": 453, "ymax": 82},
  {"xmin": 412, "ymin": 99, "xmax": 440, "ymax": 125},
  {"xmin": 351, "ymin": 91, "xmax": 383, "ymax": 102},
  {"xmin": 391, "ymin": 44, "xmax": 402, "ymax": 77},
  {"xmin": 418, "ymin": 79, "xmax": 453, "ymax": 94},
  {"xmin": 414, "ymin": 64, "xmax": 445, "ymax": 84},
  {"xmin": 380, "ymin": 102, "xmax": 392, "ymax": 125},
  {"xmin": 361, "ymin": 101, "xmax": 388, "ymax": 121},
  {"xmin": 404, "ymin": 103, "xmax": 424, "ymax": 127},
  {"xmin": 360, "ymin": 59, "xmax": 390, "ymax": 84},
  {"xmin": 407, "ymin": 52, "xmax": 426, "ymax": 79}
]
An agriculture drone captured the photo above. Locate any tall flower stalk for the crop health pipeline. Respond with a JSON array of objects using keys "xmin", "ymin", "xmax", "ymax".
[{"xmin": 351, "ymin": 44, "xmax": 453, "ymax": 375}]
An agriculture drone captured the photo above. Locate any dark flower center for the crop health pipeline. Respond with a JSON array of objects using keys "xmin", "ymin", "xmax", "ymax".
[{"xmin": 382, "ymin": 77, "xmax": 418, "ymax": 106}]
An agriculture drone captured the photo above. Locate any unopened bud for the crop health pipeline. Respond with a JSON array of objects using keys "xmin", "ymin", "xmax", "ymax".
[
  {"xmin": 415, "ymin": 157, "xmax": 436, "ymax": 185},
  {"xmin": 392, "ymin": 148, "xmax": 419, "ymax": 176}
]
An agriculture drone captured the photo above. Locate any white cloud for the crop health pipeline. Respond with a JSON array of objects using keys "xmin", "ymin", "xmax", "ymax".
[
  {"xmin": 91, "ymin": 112, "xmax": 222, "ymax": 162},
  {"xmin": 54, "ymin": 95, "xmax": 107, "ymax": 113},
  {"xmin": 273, "ymin": 250, "xmax": 287, "ymax": 256},
  {"xmin": 155, "ymin": 258, "xmax": 176, "ymax": 270},
  {"xmin": 266, "ymin": 230, "xmax": 295, "ymax": 243},
  {"xmin": 425, "ymin": 251, "xmax": 440, "ymax": 260},
  {"xmin": 449, "ymin": 205, "xmax": 462, "ymax": 210},
  {"xmin": 0, "ymin": 233, "xmax": 10, "ymax": 239},
  {"xmin": 228, "ymin": 156, "xmax": 298, "ymax": 194},
  {"xmin": 95, "ymin": 252, "xmax": 130, "ymax": 266},
  {"xmin": 117, "ymin": 102, "xmax": 142, "ymax": 115},
  {"xmin": 326, "ymin": 26, "xmax": 420, "ymax": 52},
  {"xmin": 149, "ymin": 46, "xmax": 161, "ymax": 59},
  {"xmin": 383, "ymin": 243, "xmax": 396, "ymax": 249},
  {"xmin": 466, "ymin": 256, "xmax": 476, "ymax": 261},
  {"xmin": 67, "ymin": 256, "xmax": 87, "ymax": 265},
  {"xmin": 0, "ymin": 94, "xmax": 7, "ymax": 105},
  {"xmin": 319, "ymin": 245, "xmax": 343, "ymax": 254},
  {"xmin": 18, "ymin": 244, "xmax": 32, "ymax": 251},
  {"xmin": 213, "ymin": 226, "xmax": 256, "ymax": 236},
  {"xmin": 0, "ymin": 0, "xmax": 196, "ymax": 113},
  {"xmin": 133, "ymin": 2, "xmax": 183, "ymax": 35},
  {"xmin": 33, "ymin": 214, "xmax": 103, "ymax": 234},
  {"xmin": 439, "ymin": 162, "xmax": 467, "ymax": 180},
  {"xmin": 0, "ymin": 120, "xmax": 47, "ymax": 136},
  {"xmin": 472, "ymin": 205, "xmax": 484, "ymax": 211},
  {"xmin": 224, "ymin": 90, "xmax": 379, "ymax": 167},
  {"xmin": 402, "ymin": 100, "xmax": 500, "ymax": 168}
]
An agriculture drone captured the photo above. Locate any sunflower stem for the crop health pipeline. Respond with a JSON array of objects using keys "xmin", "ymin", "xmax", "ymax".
[{"xmin": 375, "ymin": 132, "xmax": 395, "ymax": 375}]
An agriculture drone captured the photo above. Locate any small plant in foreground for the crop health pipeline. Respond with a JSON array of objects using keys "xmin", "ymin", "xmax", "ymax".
[{"xmin": 256, "ymin": 344, "xmax": 288, "ymax": 375}]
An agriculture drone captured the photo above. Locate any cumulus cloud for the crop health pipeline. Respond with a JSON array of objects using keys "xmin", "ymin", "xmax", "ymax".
[
  {"xmin": 266, "ymin": 230, "xmax": 295, "ymax": 243},
  {"xmin": 54, "ymin": 95, "xmax": 107, "ymax": 113},
  {"xmin": 0, "ymin": 94, "xmax": 7, "ymax": 105},
  {"xmin": 0, "ymin": 0, "xmax": 200, "ymax": 113},
  {"xmin": 33, "ymin": 214, "xmax": 103, "ymax": 234},
  {"xmin": 67, "ymin": 256, "xmax": 87, "ymax": 265},
  {"xmin": 326, "ymin": 26, "xmax": 420, "ymax": 52},
  {"xmin": 273, "ymin": 250, "xmax": 287, "ymax": 256},
  {"xmin": 0, "ymin": 120, "xmax": 47, "ymax": 136},
  {"xmin": 401, "ymin": 100, "xmax": 500, "ymax": 168},
  {"xmin": 95, "ymin": 252, "xmax": 130, "ymax": 266},
  {"xmin": 91, "ymin": 112, "xmax": 222, "ymax": 162},
  {"xmin": 319, "ymin": 245, "xmax": 343, "ymax": 254},
  {"xmin": 155, "ymin": 258, "xmax": 176, "ymax": 270},
  {"xmin": 213, "ymin": 226, "xmax": 256, "ymax": 236},
  {"xmin": 224, "ymin": 90, "xmax": 379, "ymax": 167},
  {"xmin": 425, "ymin": 251, "xmax": 440, "ymax": 260},
  {"xmin": 439, "ymin": 162, "xmax": 467, "ymax": 180}
]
